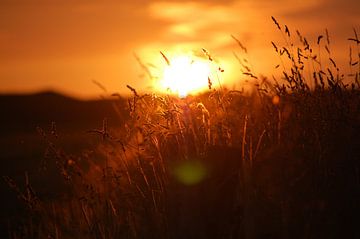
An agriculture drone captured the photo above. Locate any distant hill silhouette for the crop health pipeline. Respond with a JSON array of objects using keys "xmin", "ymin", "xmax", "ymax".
[{"xmin": 0, "ymin": 91, "xmax": 128, "ymax": 134}]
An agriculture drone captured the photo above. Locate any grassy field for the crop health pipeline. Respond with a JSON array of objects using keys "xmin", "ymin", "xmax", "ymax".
[{"xmin": 2, "ymin": 22, "xmax": 360, "ymax": 238}]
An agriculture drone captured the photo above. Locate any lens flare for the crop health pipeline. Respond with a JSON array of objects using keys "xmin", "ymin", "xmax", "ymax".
[{"xmin": 173, "ymin": 160, "xmax": 207, "ymax": 185}]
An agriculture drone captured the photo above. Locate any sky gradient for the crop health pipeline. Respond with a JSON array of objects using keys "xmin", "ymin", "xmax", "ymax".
[{"xmin": 1, "ymin": 0, "xmax": 359, "ymax": 98}]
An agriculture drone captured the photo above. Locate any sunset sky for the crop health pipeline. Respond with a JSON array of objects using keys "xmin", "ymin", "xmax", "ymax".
[{"xmin": 0, "ymin": 0, "xmax": 359, "ymax": 98}]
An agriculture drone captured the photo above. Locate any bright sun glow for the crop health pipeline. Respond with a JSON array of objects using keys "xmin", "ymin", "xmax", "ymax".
[{"xmin": 160, "ymin": 56, "xmax": 211, "ymax": 97}]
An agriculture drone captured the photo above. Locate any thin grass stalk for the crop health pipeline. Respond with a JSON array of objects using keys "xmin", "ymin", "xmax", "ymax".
[{"xmin": 242, "ymin": 115, "xmax": 248, "ymax": 162}]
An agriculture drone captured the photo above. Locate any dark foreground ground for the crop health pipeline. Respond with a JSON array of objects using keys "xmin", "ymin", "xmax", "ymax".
[{"xmin": 0, "ymin": 92, "xmax": 126, "ymax": 238}]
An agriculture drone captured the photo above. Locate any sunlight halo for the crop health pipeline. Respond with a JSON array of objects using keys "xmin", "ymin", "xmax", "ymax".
[{"xmin": 158, "ymin": 55, "xmax": 211, "ymax": 97}]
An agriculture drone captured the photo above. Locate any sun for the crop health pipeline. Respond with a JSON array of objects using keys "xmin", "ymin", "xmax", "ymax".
[{"xmin": 159, "ymin": 55, "xmax": 212, "ymax": 97}]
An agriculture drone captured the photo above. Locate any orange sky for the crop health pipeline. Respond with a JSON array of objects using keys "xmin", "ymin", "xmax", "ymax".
[{"xmin": 0, "ymin": 0, "xmax": 359, "ymax": 99}]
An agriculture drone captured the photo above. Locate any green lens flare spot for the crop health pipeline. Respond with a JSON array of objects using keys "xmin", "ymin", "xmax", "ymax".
[{"xmin": 173, "ymin": 160, "xmax": 207, "ymax": 185}]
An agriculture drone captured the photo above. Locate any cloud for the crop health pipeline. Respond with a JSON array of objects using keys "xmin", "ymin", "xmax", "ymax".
[
  {"xmin": 149, "ymin": 1, "xmax": 239, "ymax": 40},
  {"xmin": 147, "ymin": 0, "xmax": 359, "ymax": 49}
]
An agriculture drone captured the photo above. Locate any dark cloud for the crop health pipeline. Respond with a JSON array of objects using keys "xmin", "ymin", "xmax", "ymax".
[
  {"xmin": 281, "ymin": 0, "xmax": 360, "ymax": 21},
  {"xmin": 0, "ymin": 0, "xmax": 236, "ymax": 6},
  {"xmin": 0, "ymin": 1, "xmax": 165, "ymax": 61}
]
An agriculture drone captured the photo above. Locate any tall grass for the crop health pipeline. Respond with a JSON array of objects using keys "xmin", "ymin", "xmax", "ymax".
[{"xmin": 4, "ymin": 19, "xmax": 360, "ymax": 239}]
